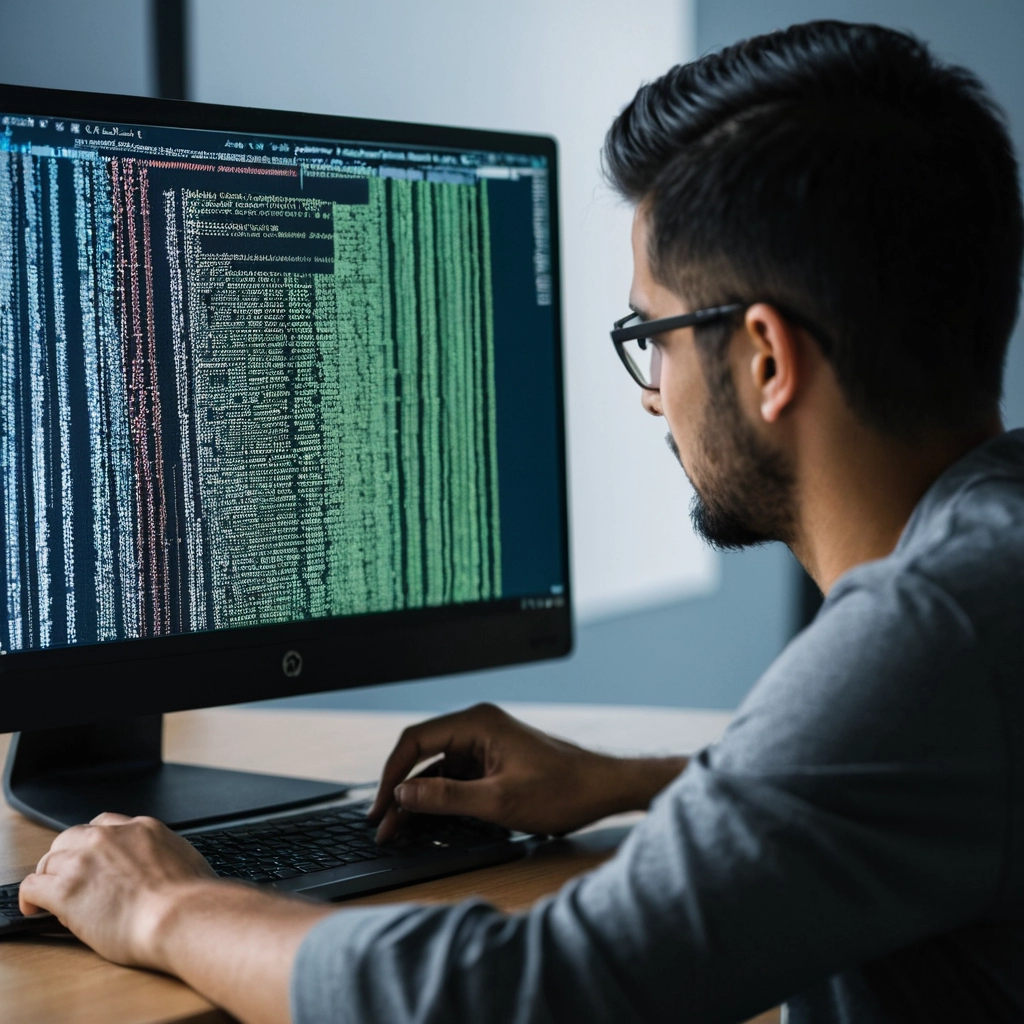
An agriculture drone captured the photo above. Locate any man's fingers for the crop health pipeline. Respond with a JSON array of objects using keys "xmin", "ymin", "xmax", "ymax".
[
  {"xmin": 374, "ymin": 803, "xmax": 408, "ymax": 845},
  {"xmin": 47, "ymin": 823, "xmax": 91, "ymax": 853},
  {"xmin": 395, "ymin": 775, "xmax": 499, "ymax": 821},
  {"xmin": 34, "ymin": 848, "xmax": 79, "ymax": 878},
  {"xmin": 17, "ymin": 873, "xmax": 45, "ymax": 916},
  {"xmin": 369, "ymin": 721, "xmax": 453, "ymax": 820},
  {"xmin": 19, "ymin": 868, "xmax": 70, "ymax": 917},
  {"xmin": 375, "ymin": 776, "xmax": 500, "ymax": 843},
  {"xmin": 369, "ymin": 713, "xmax": 480, "ymax": 821}
]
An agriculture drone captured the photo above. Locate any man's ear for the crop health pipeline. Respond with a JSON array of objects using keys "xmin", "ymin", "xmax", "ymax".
[{"xmin": 743, "ymin": 302, "xmax": 801, "ymax": 423}]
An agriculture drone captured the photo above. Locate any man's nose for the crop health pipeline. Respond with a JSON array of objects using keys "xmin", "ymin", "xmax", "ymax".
[{"xmin": 641, "ymin": 389, "xmax": 662, "ymax": 417}]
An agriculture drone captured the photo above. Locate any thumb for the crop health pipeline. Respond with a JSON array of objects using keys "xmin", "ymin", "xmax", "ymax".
[
  {"xmin": 18, "ymin": 872, "xmax": 62, "ymax": 917},
  {"xmin": 396, "ymin": 776, "xmax": 496, "ymax": 820}
]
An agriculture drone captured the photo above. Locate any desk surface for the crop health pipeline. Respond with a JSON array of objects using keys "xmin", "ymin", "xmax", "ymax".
[{"xmin": 0, "ymin": 703, "xmax": 776, "ymax": 1024}]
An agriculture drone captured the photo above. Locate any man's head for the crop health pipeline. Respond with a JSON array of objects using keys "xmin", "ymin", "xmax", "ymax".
[{"xmin": 605, "ymin": 21, "xmax": 1023, "ymax": 549}]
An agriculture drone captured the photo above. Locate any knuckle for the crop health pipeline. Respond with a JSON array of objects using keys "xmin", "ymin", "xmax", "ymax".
[
  {"xmin": 57, "ymin": 823, "xmax": 86, "ymax": 843},
  {"xmin": 48, "ymin": 875, "xmax": 73, "ymax": 903},
  {"xmin": 82, "ymin": 826, "xmax": 105, "ymax": 846},
  {"xmin": 93, "ymin": 810, "xmax": 127, "ymax": 824},
  {"xmin": 395, "ymin": 729, "xmax": 421, "ymax": 761},
  {"xmin": 65, "ymin": 849, "xmax": 88, "ymax": 875},
  {"xmin": 45, "ymin": 849, "xmax": 87, "ymax": 885},
  {"xmin": 490, "ymin": 779, "xmax": 515, "ymax": 816}
]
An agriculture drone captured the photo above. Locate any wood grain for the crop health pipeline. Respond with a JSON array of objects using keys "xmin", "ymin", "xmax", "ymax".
[{"xmin": 0, "ymin": 707, "xmax": 777, "ymax": 1024}]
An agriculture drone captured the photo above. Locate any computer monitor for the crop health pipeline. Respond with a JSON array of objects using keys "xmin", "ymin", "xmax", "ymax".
[{"xmin": 0, "ymin": 84, "xmax": 570, "ymax": 830}]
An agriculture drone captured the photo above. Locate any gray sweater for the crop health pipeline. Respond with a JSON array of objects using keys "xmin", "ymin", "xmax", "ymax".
[{"xmin": 292, "ymin": 430, "xmax": 1024, "ymax": 1023}]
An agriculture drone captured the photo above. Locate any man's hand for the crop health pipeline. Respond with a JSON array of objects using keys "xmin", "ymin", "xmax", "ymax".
[
  {"xmin": 369, "ymin": 703, "xmax": 688, "ymax": 843},
  {"xmin": 18, "ymin": 813, "xmax": 217, "ymax": 968},
  {"xmin": 19, "ymin": 814, "xmax": 333, "ymax": 1024}
]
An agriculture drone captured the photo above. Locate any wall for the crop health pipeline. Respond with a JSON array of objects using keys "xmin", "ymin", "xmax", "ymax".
[
  {"xmin": 0, "ymin": 0, "xmax": 151, "ymax": 97},
  {"xmin": 271, "ymin": 543, "xmax": 796, "ymax": 712}
]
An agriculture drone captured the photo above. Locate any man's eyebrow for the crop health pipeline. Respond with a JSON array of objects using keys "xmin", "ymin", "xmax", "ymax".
[{"xmin": 628, "ymin": 302, "xmax": 652, "ymax": 321}]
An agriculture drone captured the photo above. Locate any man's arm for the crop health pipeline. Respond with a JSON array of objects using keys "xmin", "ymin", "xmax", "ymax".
[
  {"xmin": 18, "ymin": 709, "xmax": 688, "ymax": 1024},
  {"xmin": 145, "ymin": 878, "xmax": 332, "ymax": 1024},
  {"xmin": 22, "ymin": 578, "xmax": 997, "ymax": 1024},
  {"xmin": 289, "ymin": 579, "xmax": 1006, "ymax": 1024}
]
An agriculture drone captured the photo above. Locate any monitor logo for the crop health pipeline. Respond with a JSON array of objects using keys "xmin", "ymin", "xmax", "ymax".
[{"xmin": 281, "ymin": 650, "xmax": 303, "ymax": 678}]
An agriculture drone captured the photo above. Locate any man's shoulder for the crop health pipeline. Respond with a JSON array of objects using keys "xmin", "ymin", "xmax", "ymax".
[
  {"xmin": 842, "ymin": 428, "xmax": 1024, "ymax": 631},
  {"xmin": 721, "ymin": 433, "xmax": 1024, "ymax": 774},
  {"xmin": 705, "ymin": 433, "xmax": 1024, "ymax": 913}
]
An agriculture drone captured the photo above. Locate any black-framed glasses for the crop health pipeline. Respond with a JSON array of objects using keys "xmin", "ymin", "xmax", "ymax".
[{"xmin": 610, "ymin": 303, "xmax": 746, "ymax": 390}]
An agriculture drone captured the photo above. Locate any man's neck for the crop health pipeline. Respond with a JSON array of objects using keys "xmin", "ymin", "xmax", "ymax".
[{"xmin": 791, "ymin": 413, "xmax": 1003, "ymax": 595}]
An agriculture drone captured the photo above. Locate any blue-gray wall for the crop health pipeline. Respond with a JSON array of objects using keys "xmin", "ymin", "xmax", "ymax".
[
  {"xmin": 0, "ymin": 0, "xmax": 151, "ymax": 97},
  {"xmin": 268, "ymin": 544, "xmax": 797, "ymax": 713}
]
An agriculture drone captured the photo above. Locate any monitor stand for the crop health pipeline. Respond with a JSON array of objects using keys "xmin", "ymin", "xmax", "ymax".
[{"xmin": 3, "ymin": 715, "xmax": 350, "ymax": 832}]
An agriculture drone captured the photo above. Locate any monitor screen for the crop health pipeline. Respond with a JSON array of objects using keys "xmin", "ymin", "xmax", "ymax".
[{"xmin": 0, "ymin": 86, "xmax": 570, "ymax": 732}]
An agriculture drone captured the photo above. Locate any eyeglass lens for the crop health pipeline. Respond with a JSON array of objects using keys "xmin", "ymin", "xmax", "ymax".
[{"xmin": 620, "ymin": 336, "xmax": 662, "ymax": 389}]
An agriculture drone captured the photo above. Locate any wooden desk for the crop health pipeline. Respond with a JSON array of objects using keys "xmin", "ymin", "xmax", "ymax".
[{"xmin": 0, "ymin": 703, "xmax": 776, "ymax": 1024}]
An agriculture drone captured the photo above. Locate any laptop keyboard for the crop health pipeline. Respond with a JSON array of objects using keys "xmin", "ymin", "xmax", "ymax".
[
  {"xmin": 0, "ymin": 882, "xmax": 41, "ymax": 928},
  {"xmin": 185, "ymin": 799, "xmax": 512, "ymax": 883},
  {"xmin": 1, "ymin": 799, "xmax": 515, "ymax": 934}
]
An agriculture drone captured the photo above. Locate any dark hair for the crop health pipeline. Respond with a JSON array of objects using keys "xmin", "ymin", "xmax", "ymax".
[{"xmin": 604, "ymin": 20, "xmax": 1023, "ymax": 436}]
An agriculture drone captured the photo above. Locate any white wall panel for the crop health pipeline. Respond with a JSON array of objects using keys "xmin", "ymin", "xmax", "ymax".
[{"xmin": 0, "ymin": 0, "xmax": 150, "ymax": 96}]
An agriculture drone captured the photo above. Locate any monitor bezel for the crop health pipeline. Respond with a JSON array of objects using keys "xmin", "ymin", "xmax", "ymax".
[{"xmin": 0, "ymin": 83, "xmax": 572, "ymax": 734}]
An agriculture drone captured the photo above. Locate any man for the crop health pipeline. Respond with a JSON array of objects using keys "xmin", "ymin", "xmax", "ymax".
[{"xmin": 19, "ymin": 20, "xmax": 1024, "ymax": 1024}]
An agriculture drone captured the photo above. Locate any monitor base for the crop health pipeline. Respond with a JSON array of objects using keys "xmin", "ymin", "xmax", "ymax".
[{"xmin": 3, "ymin": 715, "xmax": 350, "ymax": 832}]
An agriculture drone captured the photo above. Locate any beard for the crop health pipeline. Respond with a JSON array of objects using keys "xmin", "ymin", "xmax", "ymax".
[{"xmin": 667, "ymin": 360, "xmax": 795, "ymax": 550}]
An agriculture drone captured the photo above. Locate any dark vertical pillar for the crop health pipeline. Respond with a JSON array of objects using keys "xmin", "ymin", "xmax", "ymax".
[{"xmin": 153, "ymin": 0, "xmax": 189, "ymax": 101}]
